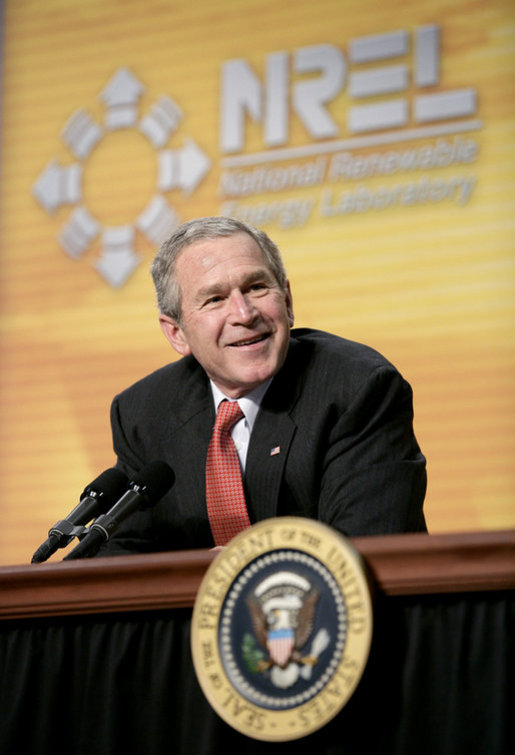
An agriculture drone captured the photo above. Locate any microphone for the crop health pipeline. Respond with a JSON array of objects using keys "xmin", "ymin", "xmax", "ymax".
[
  {"xmin": 31, "ymin": 468, "xmax": 129, "ymax": 563},
  {"xmin": 63, "ymin": 460, "xmax": 175, "ymax": 560}
]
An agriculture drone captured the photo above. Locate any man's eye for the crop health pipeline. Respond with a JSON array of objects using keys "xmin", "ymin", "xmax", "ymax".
[{"xmin": 204, "ymin": 295, "xmax": 223, "ymax": 306}]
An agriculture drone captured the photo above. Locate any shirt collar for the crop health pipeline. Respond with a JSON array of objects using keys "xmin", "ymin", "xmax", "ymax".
[{"xmin": 210, "ymin": 379, "xmax": 272, "ymax": 433}]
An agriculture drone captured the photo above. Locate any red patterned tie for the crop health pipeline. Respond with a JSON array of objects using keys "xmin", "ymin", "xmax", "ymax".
[{"xmin": 205, "ymin": 400, "xmax": 251, "ymax": 546}]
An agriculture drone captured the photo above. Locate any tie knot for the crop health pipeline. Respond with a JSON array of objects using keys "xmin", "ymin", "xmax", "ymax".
[{"xmin": 215, "ymin": 400, "xmax": 244, "ymax": 433}]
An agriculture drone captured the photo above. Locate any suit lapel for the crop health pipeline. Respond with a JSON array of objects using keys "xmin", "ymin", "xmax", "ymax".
[
  {"xmin": 245, "ymin": 338, "xmax": 303, "ymax": 521},
  {"xmin": 245, "ymin": 408, "xmax": 296, "ymax": 521}
]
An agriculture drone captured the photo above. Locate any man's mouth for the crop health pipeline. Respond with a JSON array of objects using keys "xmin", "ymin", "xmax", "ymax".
[{"xmin": 230, "ymin": 333, "xmax": 270, "ymax": 347}]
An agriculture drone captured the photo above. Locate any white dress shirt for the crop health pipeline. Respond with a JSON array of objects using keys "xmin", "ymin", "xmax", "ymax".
[{"xmin": 210, "ymin": 379, "xmax": 272, "ymax": 472}]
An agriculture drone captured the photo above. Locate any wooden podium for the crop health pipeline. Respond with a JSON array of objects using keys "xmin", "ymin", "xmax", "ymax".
[{"xmin": 1, "ymin": 530, "xmax": 513, "ymax": 755}]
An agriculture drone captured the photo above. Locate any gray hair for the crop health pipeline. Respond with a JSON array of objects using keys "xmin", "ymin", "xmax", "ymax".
[{"xmin": 151, "ymin": 216, "xmax": 289, "ymax": 322}]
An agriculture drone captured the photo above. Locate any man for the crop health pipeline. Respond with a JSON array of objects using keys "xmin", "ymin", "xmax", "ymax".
[{"xmin": 101, "ymin": 216, "xmax": 426, "ymax": 555}]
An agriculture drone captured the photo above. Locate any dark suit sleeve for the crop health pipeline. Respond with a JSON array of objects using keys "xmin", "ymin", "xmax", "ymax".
[
  {"xmin": 95, "ymin": 394, "xmax": 160, "ymax": 556},
  {"xmin": 110, "ymin": 393, "xmax": 145, "ymax": 480},
  {"xmin": 317, "ymin": 365, "xmax": 427, "ymax": 536}
]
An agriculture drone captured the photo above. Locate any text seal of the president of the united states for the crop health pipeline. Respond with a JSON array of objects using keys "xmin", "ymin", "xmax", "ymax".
[{"xmin": 191, "ymin": 517, "xmax": 373, "ymax": 742}]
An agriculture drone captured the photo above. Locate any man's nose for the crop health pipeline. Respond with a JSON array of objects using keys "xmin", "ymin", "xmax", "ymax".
[{"xmin": 228, "ymin": 290, "xmax": 258, "ymax": 324}]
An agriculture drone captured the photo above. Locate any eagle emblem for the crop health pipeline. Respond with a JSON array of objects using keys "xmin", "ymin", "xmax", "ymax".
[{"xmin": 245, "ymin": 570, "xmax": 330, "ymax": 689}]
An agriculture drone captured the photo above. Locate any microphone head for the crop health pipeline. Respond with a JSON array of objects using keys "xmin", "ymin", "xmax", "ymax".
[
  {"xmin": 81, "ymin": 468, "xmax": 129, "ymax": 511},
  {"xmin": 130, "ymin": 461, "xmax": 175, "ymax": 509}
]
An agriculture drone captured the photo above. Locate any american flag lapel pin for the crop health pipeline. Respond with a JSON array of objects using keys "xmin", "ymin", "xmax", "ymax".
[{"xmin": 270, "ymin": 446, "xmax": 281, "ymax": 456}]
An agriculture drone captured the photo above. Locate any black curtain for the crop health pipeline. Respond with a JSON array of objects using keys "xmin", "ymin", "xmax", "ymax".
[{"xmin": 0, "ymin": 591, "xmax": 513, "ymax": 755}]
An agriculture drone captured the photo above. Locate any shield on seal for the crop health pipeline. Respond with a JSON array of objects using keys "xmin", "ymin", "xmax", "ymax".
[{"xmin": 267, "ymin": 628, "xmax": 295, "ymax": 667}]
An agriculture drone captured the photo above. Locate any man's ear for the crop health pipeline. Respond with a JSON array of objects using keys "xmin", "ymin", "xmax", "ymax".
[
  {"xmin": 284, "ymin": 280, "xmax": 294, "ymax": 327},
  {"xmin": 159, "ymin": 314, "xmax": 192, "ymax": 356}
]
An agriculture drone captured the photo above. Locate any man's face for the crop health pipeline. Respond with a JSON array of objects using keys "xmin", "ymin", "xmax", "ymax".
[{"xmin": 159, "ymin": 233, "xmax": 294, "ymax": 398}]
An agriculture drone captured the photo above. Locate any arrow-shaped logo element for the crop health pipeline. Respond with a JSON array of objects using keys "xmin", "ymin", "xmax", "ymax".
[
  {"xmin": 32, "ymin": 160, "xmax": 83, "ymax": 213},
  {"xmin": 95, "ymin": 226, "xmax": 141, "ymax": 287},
  {"xmin": 100, "ymin": 67, "xmax": 146, "ymax": 130},
  {"xmin": 158, "ymin": 138, "xmax": 211, "ymax": 194}
]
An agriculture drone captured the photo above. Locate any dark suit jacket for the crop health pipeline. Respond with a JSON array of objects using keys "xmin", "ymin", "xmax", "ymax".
[{"xmin": 101, "ymin": 328, "xmax": 426, "ymax": 554}]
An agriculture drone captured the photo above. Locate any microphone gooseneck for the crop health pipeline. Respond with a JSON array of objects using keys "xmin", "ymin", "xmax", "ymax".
[
  {"xmin": 31, "ymin": 468, "xmax": 129, "ymax": 563},
  {"xmin": 63, "ymin": 461, "xmax": 175, "ymax": 560}
]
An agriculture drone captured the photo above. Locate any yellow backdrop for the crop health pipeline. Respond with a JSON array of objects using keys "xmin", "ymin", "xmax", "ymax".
[{"xmin": 1, "ymin": 0, "xmax": 514, "ymax": 565}]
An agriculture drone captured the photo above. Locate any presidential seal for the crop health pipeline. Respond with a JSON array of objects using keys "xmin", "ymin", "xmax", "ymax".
[{"xmin": 191, "ymin": 517, "xmax": 373, "ymax": 742}]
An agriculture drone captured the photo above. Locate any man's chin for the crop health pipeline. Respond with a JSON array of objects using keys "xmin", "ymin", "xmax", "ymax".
[{"xmin": 223, "ymin": 367, "xmax": 276, "ymax": 397}]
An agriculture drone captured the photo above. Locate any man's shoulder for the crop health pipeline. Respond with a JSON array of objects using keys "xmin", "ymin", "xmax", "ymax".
[
  {"xmin": 114, "ymin": 355, "xmax": 206, "ymax": 407},
  {"xmin": 265, "ymin": 328, "xmax": 406, "ymax": 421},
  {"xmin": 290, "ymin": 328, "xmax": 394, "ymax": 370},
  {"xmin": 284, "ymin": 328, "xmax": 401, "ymax": 402}
]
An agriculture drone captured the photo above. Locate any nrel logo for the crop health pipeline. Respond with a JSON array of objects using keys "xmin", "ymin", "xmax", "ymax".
[
  {"xmin": 217, "ymin": 25, "xmax": 481, "ymax": 230},
  {"xmin": 33, "ymin": 24, "xmax": 482, "ymax": 283},
  {"xmin": 220, "ymin": 25, "xmax": 479, "ymax": 160}
]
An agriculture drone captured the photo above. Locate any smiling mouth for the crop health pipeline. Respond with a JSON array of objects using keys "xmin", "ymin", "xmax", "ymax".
[{"xmin": 230, "ymin": 333, "xmax": 270, "ymax": 347}]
